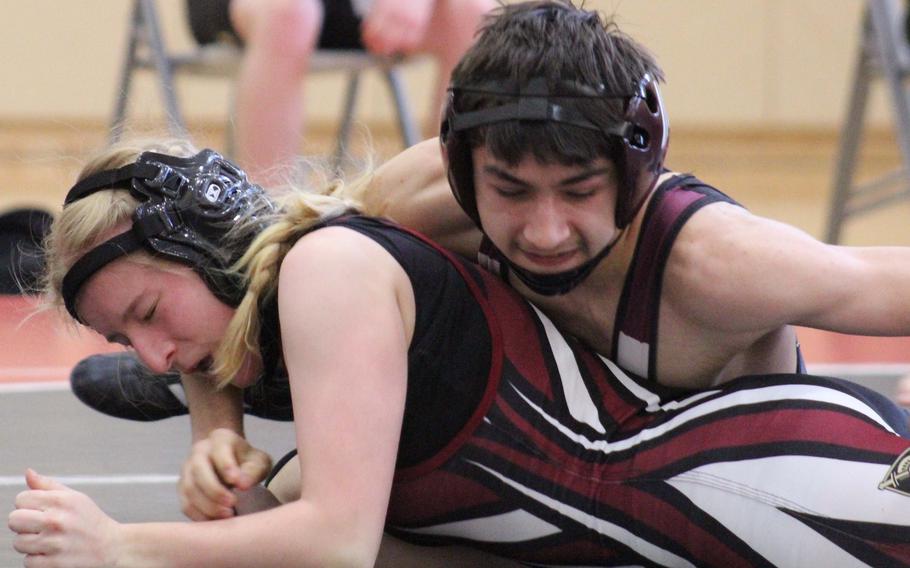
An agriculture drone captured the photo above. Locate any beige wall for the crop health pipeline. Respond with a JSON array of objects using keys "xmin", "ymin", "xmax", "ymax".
[{"xmin": 0, "ymin": 0, "xmax": 891, "ymax": 130}]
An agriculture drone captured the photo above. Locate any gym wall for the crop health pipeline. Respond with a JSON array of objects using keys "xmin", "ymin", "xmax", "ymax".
[{"xmin": 0, "ymin": 0, "xmax": 884, "ymax": 131}]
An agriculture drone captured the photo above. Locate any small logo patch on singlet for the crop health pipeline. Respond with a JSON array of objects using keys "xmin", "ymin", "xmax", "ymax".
[{"xmin": 879, "ymin": 448, "xmax": 910, "ymax": 496}]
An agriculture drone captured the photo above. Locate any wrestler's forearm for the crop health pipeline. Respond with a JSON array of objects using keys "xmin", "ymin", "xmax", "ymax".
[
  {"xmin": 116, "ymin": 500, "xmax": 378, "ymax": 568},
  {"xmin": 181, "ymin": 373, "xmax": 245, "ymax": 442},
  {"xmin": 238, "ymin": 475, "xmax": 521, "ymax": 567}
]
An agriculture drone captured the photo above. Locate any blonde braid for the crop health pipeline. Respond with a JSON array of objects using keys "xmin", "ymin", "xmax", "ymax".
[{"xmin": 211, "ymin": 179, "xmax": 363, "ymax": 387}]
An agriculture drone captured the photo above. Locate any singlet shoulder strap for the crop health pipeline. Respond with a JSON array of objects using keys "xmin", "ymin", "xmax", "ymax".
[{"xmin": 612, "ymin": 173, "xmax": 740, "ymax": 380}]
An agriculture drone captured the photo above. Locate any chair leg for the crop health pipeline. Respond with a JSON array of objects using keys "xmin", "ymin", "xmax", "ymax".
[
  {"xmin": 827, "ymin": 15, "xmax": 874, "ymax": 244},
  {"xmin": 333, "ymin": 71, "xmax": 362, "ymax": 172},
  {"xmin": 110, "ymin": 0, "xmax": 144, "ymax": 143},
  {"xmin": 224, "ymin": 88, "xmax": 237, "ymax": 159},
  {"xmin": 137, "ymin": 0, "xmax": 188, "ymax": 138},
  {"xmin": 871, "ymin": 0, "xmax": 910, "ymax": 173},
  {"xmin": 111, "ymin": 0, "xmax": 190, "ymax": 142},
  {"xmin": 826, "ymin": 0, "xmax": 910, "ymax": 243},
  {"xmin": 383, "ymin": 68, "xmax": 420, "ymax": 148}
]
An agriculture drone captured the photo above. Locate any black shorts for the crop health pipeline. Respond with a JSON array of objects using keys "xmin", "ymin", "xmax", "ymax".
[{"xmin": 185, "ymin": 0, "xmax": 365, "ymax": 50}]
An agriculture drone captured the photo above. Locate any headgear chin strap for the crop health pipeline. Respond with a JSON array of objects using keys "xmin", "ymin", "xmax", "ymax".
[
  {"xmin": 479, "ymin": 233, "xmax": 620, "ymax": 296},
  {"xmin": 61, "ymin": 149, "xmax": 273, "ymax": 322}
]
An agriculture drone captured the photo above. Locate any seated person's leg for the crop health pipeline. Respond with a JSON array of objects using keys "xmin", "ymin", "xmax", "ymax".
[
  {"xmin": 415, "ymin": 0, "xmax": 497, "ymax": 132},
  {"xmin": 229, "ymin": 0, "xmax": 324, "ymax": 184}
]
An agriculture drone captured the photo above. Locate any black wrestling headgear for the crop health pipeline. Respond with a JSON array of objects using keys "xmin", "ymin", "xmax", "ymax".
[
  {"xmin": 61, "ymin": 149, "xmax": 273, "ymax": 321},
  {"xmin": 440, "ymin": 74, "xmax": 668, "ymax": 296},
  {"xmin": 441, "ymin": 74, "xmax": 668, "ymax": 230}
]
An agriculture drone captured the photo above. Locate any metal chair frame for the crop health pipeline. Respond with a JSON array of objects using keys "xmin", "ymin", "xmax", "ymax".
[
  {"xmin": 111, "ymin": 0, "xmax": 421, "ymax": 165},
  {"xmin": 827, "ymin": 0, "xmax": 910, "ymax": 242}
]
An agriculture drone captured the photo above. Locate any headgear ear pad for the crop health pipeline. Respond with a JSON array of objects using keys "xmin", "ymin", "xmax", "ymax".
[
  {"xmin": 61, "ymin": 149, "xmax": 273, "ymax": 320},
  {"xmin": 440, "ymin": 89, "xmax": 480, "ymax": 226},
  {"xmin": 616, "ymin": 75, "xmax": 669, "ymax": 226},
  {"xmin": 440, "ymin": 74, "xmax": 668, "ymax": 230},
  {"xmin": 126, "ymin": 150, "xmax": 265, "ymax": 276}
]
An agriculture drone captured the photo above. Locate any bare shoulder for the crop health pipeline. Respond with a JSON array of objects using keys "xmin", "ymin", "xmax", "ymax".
[
  {"xmin": 363, "ymin": 138, "xmax": 481, "ymax": 255},
  {"xmin": 663, "ymin": 202, "xmax": 835, "ymax": 326},
  {"xmin": 382, "ymin": 137, "xmax": 441, "ymax": 169},
  {"xmin": 277, "ymin": 223, "xmax": 418, "ymax": 351},
  {"xmin": 279, "ymin": 225, "xmax": 405, "ymax": 290},
  {"xmin": 663, "ymin": 201, "xmax": 752, "ymax": 272},
  {"xmin": 672, "ymin": 201, "xmax": 828, "ymax": 265},
  {"xmin": 368, "ymin": 138, "xmax": 444, "ymax": 209}
]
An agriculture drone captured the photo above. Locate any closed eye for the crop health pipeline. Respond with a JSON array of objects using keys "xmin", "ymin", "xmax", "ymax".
[
  {"xmin": 564, "ymin": 189, "xmax": 596, "ymax": 200},
  {"xmin": 143, "ymin": 301, "xmax": 158, "ymax": 322},
  {"xmin": 493, "ymin": 185, "xmax": 529, "ymax": 199},
  {"xmin": 106, "ymin": 332, "xmax": 131, "ymax": 348}
]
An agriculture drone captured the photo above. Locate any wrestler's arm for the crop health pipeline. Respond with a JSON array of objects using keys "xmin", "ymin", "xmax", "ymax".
[
  {"xmin": 181, "ymin": 372, "xmax": 244, "ymax": 442},
  {"xmin": 252, "ymin": 446, "xmax": 522, "ymax": 568},
  {"xmin": 365, "ymin": 137, "xmax": 482, "ymax": 257},
  {"xmin": 177, "ymin": 373, "xmax": 276, "ymax": 521},
  {"xmin": 175, "ymin": 144, "xmax": 481, "ymax": 517},
  {"xmin": 667, "ymin": 203, "xmax": 910, "ymax": 344},
  {"xmin": 10, "ymin": 228, "xmax": 412, "ymax": 566}
]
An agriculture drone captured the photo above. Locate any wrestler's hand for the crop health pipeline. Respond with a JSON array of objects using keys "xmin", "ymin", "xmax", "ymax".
[
  {"xmin": 9, "ymin": 469, "xmax": 120, "ymax": 567},
  {"xmin": 361, "ymin": 0, "xmax": 434, "ymax": 56},
  {"xmin": 178, "ymin": 428, "xmax": 272, "ymax": 521}
]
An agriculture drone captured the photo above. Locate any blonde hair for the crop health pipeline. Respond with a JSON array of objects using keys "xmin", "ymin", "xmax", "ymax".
[{"xmin": 45, "ymin": 137, "xmax": 376, "ymax": 388}]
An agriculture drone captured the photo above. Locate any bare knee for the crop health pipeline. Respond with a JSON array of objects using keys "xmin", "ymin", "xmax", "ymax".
[
  {"xmin": 423, "ymin": 0, "xmax": 496, "ymax": 58},
  {"xmin": 455, "ymin": 0, "xmax": 498, "ymax": 26},
  {"xmin": 230, "ymin": 0, "xmax": 323, "ymax": 58}
]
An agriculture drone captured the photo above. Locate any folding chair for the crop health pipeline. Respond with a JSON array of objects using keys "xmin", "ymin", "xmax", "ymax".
[
  {"xmin": 110, "ymin": 0, "xmax": 421, "ymax": 166},
  {"xmin": 827, "ymin": 0, "xmax": 910, "ymax": 243}
]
